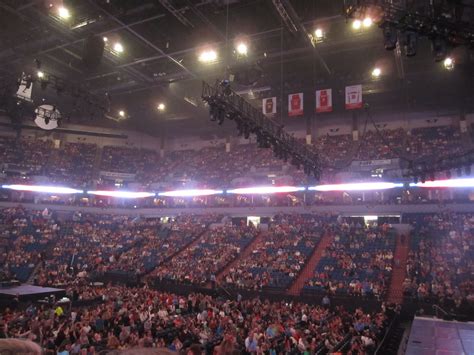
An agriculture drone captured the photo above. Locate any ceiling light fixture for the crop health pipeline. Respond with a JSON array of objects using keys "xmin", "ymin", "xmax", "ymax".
[
  {"xmin": 113, "ymin": 42, "xmax": 124, "ymax": 53},
  {"xmin": 198, "ymin": 49, "xmax": 217, "ymax": 63},
  {"xmin": 58, "ymin": 6, "xmax": 70, "ymax": 19},
  {"xmin": 363, "ymin": 17, "xmax": 373, "ymax": 28},
  {"xmin": 352, "ymin": 20, "xmax": 362, "ymax": 30},
  {"xmin": 371, "ymin": 67, "xmax": 381, "ymax": 77},
  {"xmin": 236, "ymin": 42, "xmax": 248, "ymax": 56}
]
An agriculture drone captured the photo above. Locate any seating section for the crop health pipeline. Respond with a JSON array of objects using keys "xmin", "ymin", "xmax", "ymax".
[
  {"xmin": 0, "ymin": 137, "xmax": 52, "ymax": 174},
  {"xmin": 0, "ymin": 125, "xmax": 468, "ymax": 189},
  {"xmin": 1, "ymin": 284, "xmax": 391, "ymax": 354},
  {"xmin": 304, "ymin": 222, "xmax": 395, "ymax": 298},
  {"xmin": 111, "ymin": 220, "xmax": 206, "ymax": 274},
  {"xmin": 47, "ymin": 142, "xmax": 97, "ymax": 185},
  {"xmin": 35, "ymin": 215, "xmax": 147, "ymax": 286},
  {"xmin": 0, "ymin": 207, "xmax": 59, "ymax": 282},
  {"xmin": 223, "ymin": 215, "xmax": 324, "ymax": 290},
  {"xmin": 404, "ymin": 213, "xmax": 474, "ymax": 306},
  {"xmin": 152, "ymin": 225, "xmax": 257, "ymax": 285}
]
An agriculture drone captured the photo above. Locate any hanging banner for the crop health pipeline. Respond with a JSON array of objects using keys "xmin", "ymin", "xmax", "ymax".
[
  {"xmin": 345, "ymin": 85, "xmax": 363, "ymax": 110},
  {"xmin": 288, "ymin": 93, "xmax": 303, "ymax": 117},
  {"xmin": 316, "ymin": 89, "xmax": 332, "ymax": 113},
  {"xmin": 262, "ymin": 97, "xmax": 276, "ymax": 116}
]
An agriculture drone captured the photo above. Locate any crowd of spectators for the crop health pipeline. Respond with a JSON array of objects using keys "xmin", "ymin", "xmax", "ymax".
[
  {"xmin": 304, "ymin": 221, "xmax": 395, "ymax": 299},
  {"xmin": 0, "ymin": 283, "xmax": 391, "ymax": 354},
  {"xmin": 47, "ymin": 142, "xmax": 97, "ymax": 186},
  {"xmin": 152, "ymin": 224, "xmax": 257, "ymax": 285},
  {"xmin": 0, "ymin": 124, "xmax": 468, "ymax": 190},
  {"xmin": 404, "ymin": 213, "xmax": 474, "ymax": 308},
  {"xmin": 34, "ymin": 215, "xmax": 213, "ymax": 287},
  {"xmin": 0, "ymin": 207, "xmax": 60, "ymax": 282},
  {"xmin": 110, "ymin": 218, "xmax": 207, "ymax": 276},
  {"xmin": 0, "ymin": 136, "xmax": 52, "ymax": 174},
  {"xmin": 222, "ymin": 215, "xmax": 325, "ymax": 290}
]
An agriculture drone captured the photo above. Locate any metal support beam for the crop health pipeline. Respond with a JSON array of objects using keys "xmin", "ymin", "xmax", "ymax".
[
  {"xmin": 158, "ymin": 0, "xmax": 195, "ymax": 28},
  {"xmin": 87, "ymin": 0, "xmax": 197, "ymax": 79},
  {"xmin": 271, "ymin": 0, "xmax": 331, "ymax": 74}
]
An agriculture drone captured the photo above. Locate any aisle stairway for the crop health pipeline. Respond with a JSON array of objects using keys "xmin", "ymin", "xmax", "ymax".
[
  {"xmin": 144, "ymin": 227, "xmax": 208, "ymax": 278},
  {"xmin": 287, "ymin": 233, "xmax": 333, "ymax": 296},
  {"xmin": 387, "ymin": 234, "xmax": 410, "ymax": 304},
  {"xmin": 215, "ymin": 232, "xmax": 266, "ymax": 283}
]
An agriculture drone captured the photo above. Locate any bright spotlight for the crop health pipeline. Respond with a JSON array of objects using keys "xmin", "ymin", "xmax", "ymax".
[
  {"xmin": 236, "ymin": 42, "xmax": 248, "ymax": 56},
  {"xmin": 443, "ymin": 57, "xmax": 454, "ymax": 70},
  {"xmin": 118, "ymin": 110, "xmax": 125, "ymax": 117},
  {"xmin": 58, "ymin": 6, "xmax": 70, "ymax": 19},
  {"xmin": 352, "ymin": 20, "xmax": 362, "ymax": 30},
  {"xmin": 113, "ymin": 42, "xmax": 124, "ymax": 53},
  {"xmin": 37, "ymin": 71, "xmax": 44, "ymax": 78},
  {"xmin": 371, "ymin": 67, "xmax": 381, "ymax": 78},
  {"xmin": 198, "ymin": 49, "xmax": 217, "ymax": 63},
  {"xmin": 363, "ymin": 17, "xmax": 373, "ymax": 28},
  {"xmin": 315, "ymin": 28, "xmax": 324, "ymax": 39},
  {"xmin": 103, "ymin": 37, "xmax": 108, "ymax": 43},
  {"xmin": 157, "ymin": 103, "xmax": 165, "ymax": 111}
]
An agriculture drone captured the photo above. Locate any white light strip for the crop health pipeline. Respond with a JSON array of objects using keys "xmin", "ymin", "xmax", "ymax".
[
  {"xmin": 227, "ymin": 186, "xmax": 305, "ymax": 195},
  {"xmin": 87, "ymin": 191, "xmax": 155, "ymax": 198},
  {"xmin": 158, "ymin": 189, "xmax": 223, "ymax": 197},
  {"xmin": 410, "ymin": 178, "xmax": 474, "ymax": 188},
  {"xmin": 310, "ymin": 182, "xmax": 404, "ymax": 192},
  {"xmin": 2, "ymin": 184, "xmax": 83, "ymax": 194}
]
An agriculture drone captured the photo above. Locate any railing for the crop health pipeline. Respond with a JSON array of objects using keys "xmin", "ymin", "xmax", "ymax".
[
  {"xmin": 433, "ymin": 304, "xmax": 449, "ymax": 318},
  {"xmin": 374, "ymin": 313, "xmax": 399, "ymax": 355}
]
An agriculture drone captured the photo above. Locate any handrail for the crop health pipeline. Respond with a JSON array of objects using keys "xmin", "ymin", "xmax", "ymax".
[
  {"xmin": 217, "ymin": 283, "xmax": 232, "ymax": 298},
  {"xmin": 433, "ymin": 304, "xmax": 449, "ymax": 318},
  {"xmin": 374, "ymin": 313, "xmax": 398, "ymax": 355}
]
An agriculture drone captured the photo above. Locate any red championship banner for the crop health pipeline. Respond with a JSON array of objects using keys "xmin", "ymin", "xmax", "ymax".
[
  {"xmin": 288, "ymin": 93, "xmax": 303, "ymax": 117},
  {"xmin": 316, "ymin": 89, "xmax": 332, "ymax": 113},
  {"xmin": 345, "ymin": 85, "xmax": 363, "ymax": 110},
  {"xmin": 262, "ymin": 97, "xmax": 276, "ymax": 116}
]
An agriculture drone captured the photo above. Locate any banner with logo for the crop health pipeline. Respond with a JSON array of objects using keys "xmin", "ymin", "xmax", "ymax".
[
  {"xmin": 262, "ymin": 97, "xmax": 276, "ymax": 116},
  {"xmin": 288, "ymin": 93, "xmax": 303, "ymax": 117},
  {"xmin": 316, "ymin": 89, "xmax": 332, "ymax": 113},
  {"xmin": 345, "ymin": 85, "xmax": 363, "ymax": 109}
]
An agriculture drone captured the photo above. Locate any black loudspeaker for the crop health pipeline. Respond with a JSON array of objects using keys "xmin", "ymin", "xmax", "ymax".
[{"xmin": 82, "ymin": 35, "xmax": 105, "ymax": 69}]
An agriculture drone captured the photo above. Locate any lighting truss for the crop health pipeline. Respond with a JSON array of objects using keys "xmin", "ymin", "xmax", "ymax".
[
  {"xmin": 343, "ymin": 0, "xmax": 474, "ymax": 47},
  {"xmin": 202, "ymin": 80, "xmax": 322, "ymax": 179}
]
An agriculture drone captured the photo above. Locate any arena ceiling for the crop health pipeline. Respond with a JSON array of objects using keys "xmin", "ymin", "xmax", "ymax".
[{"xmin": 0, "ymin": 0, "xmax": 473, "ymax": 137}]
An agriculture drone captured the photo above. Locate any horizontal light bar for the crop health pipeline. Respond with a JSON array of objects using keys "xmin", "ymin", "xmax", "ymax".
[
  {"xmin": 87, "ymin": 191, "xmax": 155, "ymax": 198},
  {"xmin": 410, "ymin": 178, "xmax": 474, "ymax": 188},
  {"xmin": 227, "ymin": 186, "xmax": 305, "ymax": 195},
  {"xmin": 310, "ymin": 182, "xmax": 403, "ymax": 192},
  {"xmin": 158, "ymin": 189, "xmax": 223, "ymax": 197},
  {"xmin": 2, "ymin": 184, "xmax": 83, "ymax": 194}
]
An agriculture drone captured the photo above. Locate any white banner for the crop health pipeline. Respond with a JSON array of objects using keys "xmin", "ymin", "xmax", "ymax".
[
  {"xmin": 100, "ymin": 171, "xmax": 136, "ymax": 180},
  {"xmin": 288, "ymin": 93, "xmax": 303, "ymax": 117},
  {"xmin": 262, "ymin": 97, "xmax": 276, "ymax": 116},
  {"xmin": 316, "ymin": 89, "xmax": 332, "ymax": 113},
  {"xmin": 16, "ymin": 72, "xmax": 33, "ymax": 102},
  {"xmin": 345, "ymin": 85, "xmax": 363, "ymax": 110}
]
